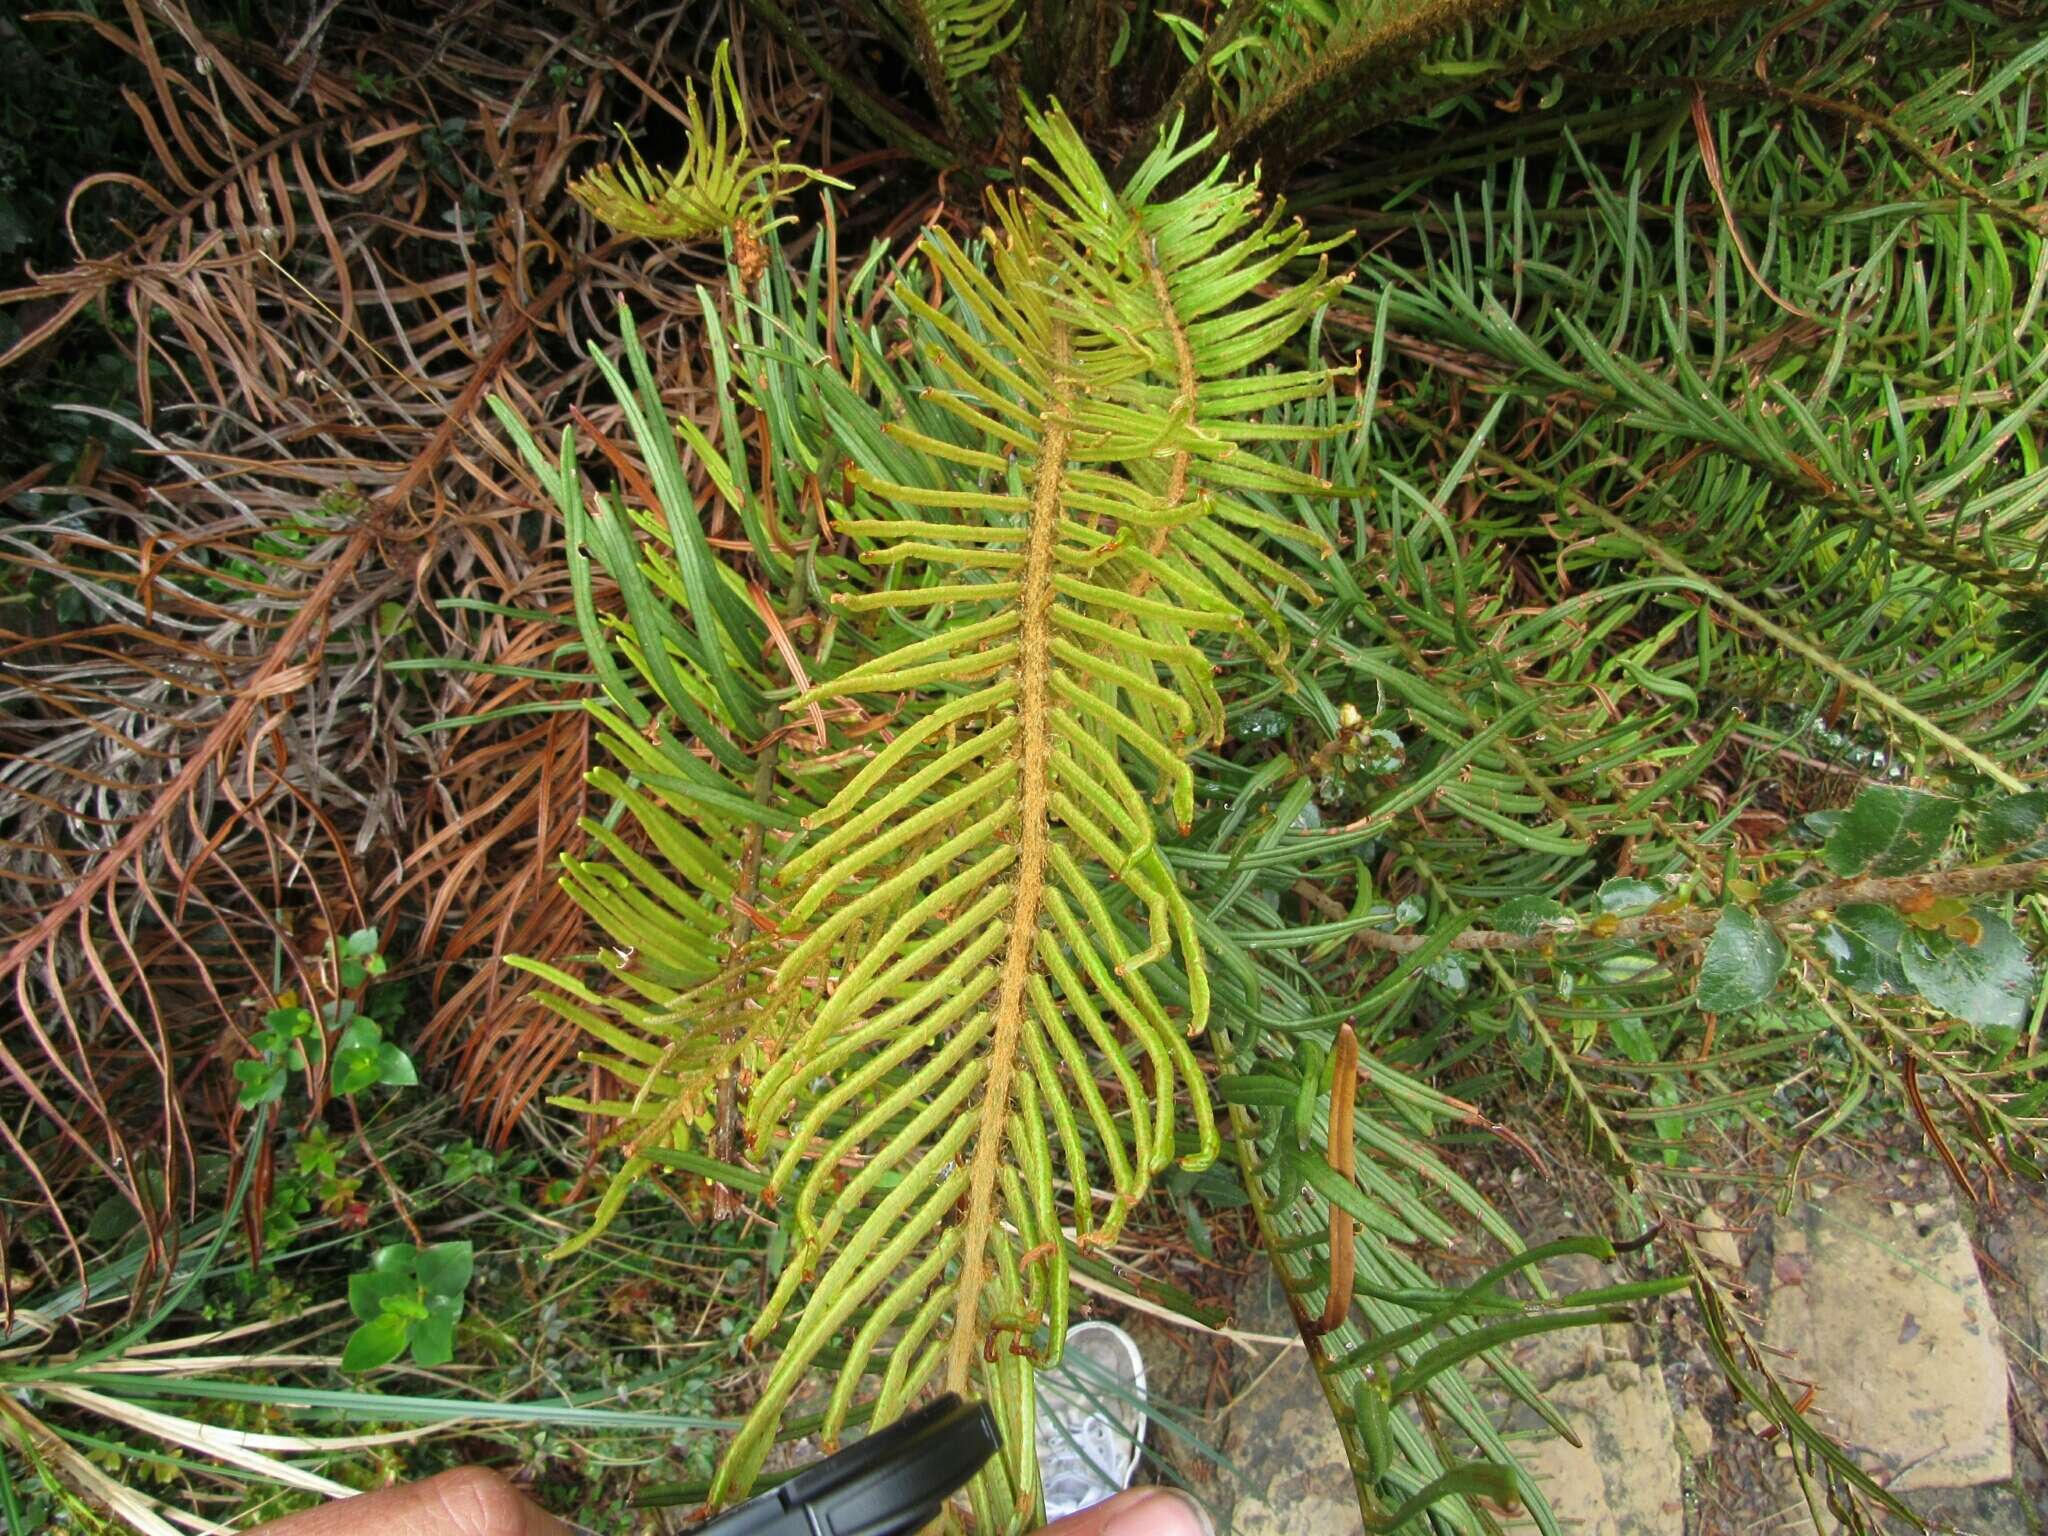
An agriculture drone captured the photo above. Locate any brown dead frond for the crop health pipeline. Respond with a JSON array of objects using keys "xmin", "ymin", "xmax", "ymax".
[{"xmin": 0, "ymin": 0, "xmax": 825, "ymax": 1296}]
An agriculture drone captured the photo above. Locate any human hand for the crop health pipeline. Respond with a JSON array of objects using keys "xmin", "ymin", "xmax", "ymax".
[{"xmin": 246, "ymin": 1470, "xmax": 1212, "ymax": 1536}]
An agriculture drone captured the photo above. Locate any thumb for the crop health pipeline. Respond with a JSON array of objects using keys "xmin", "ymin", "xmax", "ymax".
[
  {"xmin": 1038, "ymin": 1488, "xmax": 1214, "ymax": 1536},
  {"xmin": 247, "ymin": 1468, "xmax": 568, "ymax": 1536}
]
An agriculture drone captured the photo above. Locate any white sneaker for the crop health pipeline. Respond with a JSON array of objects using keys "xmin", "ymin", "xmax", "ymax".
[{"xmin": 1034, "ymin": 1320, "xmax": 1149, "ymax": 1521}]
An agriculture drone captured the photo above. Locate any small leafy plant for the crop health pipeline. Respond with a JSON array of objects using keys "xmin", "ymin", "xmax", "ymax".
[
  {"xmin": 234, "ymin": 929, "xmax": 414, "ymax": 1110},
  {"xmin": 342, "ymin": 1241, "xmax": 476, "ymax": 1372}
]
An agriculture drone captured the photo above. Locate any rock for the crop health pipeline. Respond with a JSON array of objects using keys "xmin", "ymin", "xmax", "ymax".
[
  {"xmin": 1514, "ymin": 1360, "xmax": 1684, "ymax": 1535},
  {"xmin": 1676, "ymin": 1404, "xmax": 1715, "ymax": 1459},
  {"xmin": 1693, "ymin": 1206, "xmax": 1743, "ymax": 1270},
  {"xmin": 1123, "ymin": 1315, "xmax": 1229, "ymax": 1507},
  {"xmin": 1764, "ymin": 1190, "xmax": 2011, "ymax": 1491},
  {"xmin": 1225, "ymin": 1275, "xmax": 1360, "ymax": 1536},
  {"xmin": 1502, "ymin": 1253, "xmax": 1612, "ymax": 1388},
  {"xmin": 1905, "ymin": 1482, "xmax": 2033, "ymax": 1536},
  {"xmin": 2006, "ymin": 1200, "xmax": 2048, "ymax": 1348}
]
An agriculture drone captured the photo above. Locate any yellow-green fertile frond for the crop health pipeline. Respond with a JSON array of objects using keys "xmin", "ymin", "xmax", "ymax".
[
  {"xmin": 568, "ymin": 40, "xmax": 840, "ymax": 247},
  {"xmin": 707, "ymin": 105, "xmax": 1342, "ymax": 1533}
]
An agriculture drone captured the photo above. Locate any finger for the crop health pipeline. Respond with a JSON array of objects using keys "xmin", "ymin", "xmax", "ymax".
[
  {"xmin": 248, "ymin": 1468, "xmax": 569, "ymax": 1536},
  {"xmin": 1036, "ymin": 1487, "xmax": 1214, "ymax": 1536}
]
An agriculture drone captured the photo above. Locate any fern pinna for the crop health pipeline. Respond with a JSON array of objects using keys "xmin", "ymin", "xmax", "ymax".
[{"xmin": 502, "ymin": 109, "xmax": 1342, "ymax": 1527}]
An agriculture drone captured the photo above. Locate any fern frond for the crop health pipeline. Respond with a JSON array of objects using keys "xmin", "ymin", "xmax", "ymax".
[
  {"xmin": 568, "ymin": 40, "xmax": 837, "ymax": 249},
  {"xmin": 891, "ymin": 0, "xmax": 1023, "ymax": 138},
  {"xmin": 486, "ymin": 320, "xmax": 812, "ymax": 1247},
  {"xmin": 1155, "ymin": 0, "xmax": 1761, "ymax": 169},
  {"xmin": 702, "ymin": 106, "xmax": 1343, "ymax": 1524}
]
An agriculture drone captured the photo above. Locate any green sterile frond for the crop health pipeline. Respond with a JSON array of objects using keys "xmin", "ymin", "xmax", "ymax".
[
  {"xmin": 568, "ymin": 40, "xmax": 841, "ymax": 245},
  {"xmin": 706, "ymin": 107, "xmax": 1338, "ymax": 1529},
  {"xmin": 488, "ymin": 313, "xmax": 819, "ymax": 1254},
  {"xmin": 884, "ymin": 0, "xmax": 1022, "ymax": 143},
  {"xmin": 1159, "ymin": 0, "xmax": 1751, "ymax": 168},
  {"xmin": 896, "ymin": 0, "xmax": 1023, "ymax": 84}
]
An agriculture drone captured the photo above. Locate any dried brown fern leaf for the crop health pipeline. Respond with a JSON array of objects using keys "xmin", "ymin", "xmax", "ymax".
[
  {"xmin": 0, "ymin": 0, "xmax": 851, "ymax": 1280},
  {"xmin": 0, "ymin": 463, "xmax": 385, "ymax": 1296}
]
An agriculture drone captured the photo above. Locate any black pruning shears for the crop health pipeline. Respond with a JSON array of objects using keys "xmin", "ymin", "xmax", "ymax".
[{"xmin": 675, "ymin": 1395, "xmax": 1000, "ymax": 1536}]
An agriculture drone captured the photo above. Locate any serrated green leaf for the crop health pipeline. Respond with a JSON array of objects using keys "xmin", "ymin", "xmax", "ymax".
[
  {"xmin": 1816, "ymin": 903, "xmax": 1908, "ymax": 995},
  {"xmin": 1595, "ymin": 878, "xmax": 1663, "ymax": 914},
  {"xmin": 1696, "ymin": 907, "xmax": 1786, "ymax": 1013},
  {"xmin": 1900, "ymin": 913, "xmax": 2038, "ymax": 1030},
  {"xmin": 1978, "ymin": 791, "xmax": 2048, "ymax": 857},
  {"xmin": 1491, "ymin": 895, "xmax": 1566, "ymax": 935},
  {"xmin": 1822, "ymin": 787, "xmax": 1962, "ymax": 878}
]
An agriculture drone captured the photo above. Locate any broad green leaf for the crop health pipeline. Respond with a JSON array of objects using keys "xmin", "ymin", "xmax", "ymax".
[
  {"xmin": 1608, "ymin": 1017, "xmax": 1656, "ymax": 1064},
  {"xmin": 1696, "ymin": 907, "xmax": 1786, "ymax": 1013},
  {"xmin": 376, "ymin": 1043, "xmax": 419, "ymax": 1088},
  {"xmin": 1422, "ymin": 952, "xmax": 1469, "ymax": 992},
  {"xmin": 340, "ymin": 1312, "xmax": 411, "ymax": 1372},
  {"xmin": 411, "ymin": 1296, "xmax": 463, "ymax": 1367},
  {"xmin": 369, "ymin": 1243, "xmax": 419, "ymax": 1276},
  {"xmin": 1979, "ymin": 791, "xmax": 2048, "ymax": 857},
  {"xmin": 1900, "ymin": 913, "xmax": 2038, "ymax": 1030},
  {"xmin": 1815, "ymin": 904, "xmax": 1908, "ymax": 995},
  {"xmin": 264, "ymin": 1006, "xmax": 314, "ymax": 1037},
  {"xmin": 331, "ymin": 1018, "xmax": 388, "ymax": 1096},
  {"xmin": 332, "ymin": 1052, "xmax": 382, "ymax": 1096},
  {"xmin": 234, "ymin": 1060, "xmax": 286, "ymax": 1109},
  {"xmin": 348, "ymin": 1268, "xmax": 413, "ymax": 1323},
  {"xmin": 415, "ymin": 1241, "xmax": 474, "ymax": 1298},
  {"xmin": 1491, "ymin": 895, "xmax": 1567, "ymax": 935},
  {"xmin": 86, "ymin": 1195, "xmax": 134, "ymax": 1246},
  {"xmin": 1803, "ymin": 808, "xmax": 1845, "ymax": 841},
  {"xmin": 1595, "ymin": 878, "xmax": 1663, "ymax": 914},
  {"xmin": 1822, "ymin": 787, "xmax": 1961, "ymax": 878}
]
